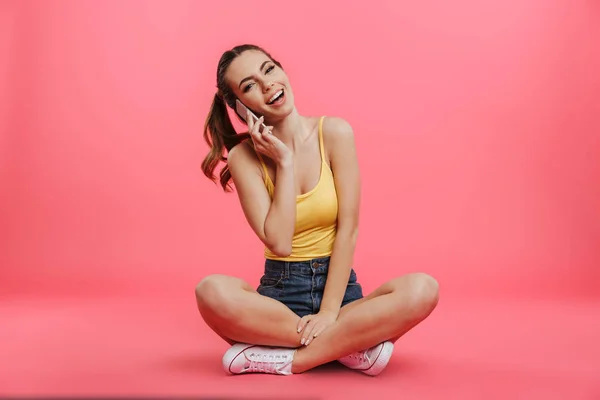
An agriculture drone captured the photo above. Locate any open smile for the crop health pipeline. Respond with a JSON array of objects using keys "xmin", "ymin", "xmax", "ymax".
[{"xmin": 267, "ymin": 89, "xmax": 285, "ymax": 105}]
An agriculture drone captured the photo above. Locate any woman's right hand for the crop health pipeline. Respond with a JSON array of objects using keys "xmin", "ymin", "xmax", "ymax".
[{"xmin": 248, "ymin": 111, "xmax": 293, "ymax": 167}]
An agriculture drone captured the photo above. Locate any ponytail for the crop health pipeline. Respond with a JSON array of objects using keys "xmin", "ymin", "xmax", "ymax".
[
  {"xmin": 201, "ymin": 93, "xmax": 249, "ymax": 191},
  {"xmin": 202, "ymin": 43, "xmax": 281, "ymax": 191}
]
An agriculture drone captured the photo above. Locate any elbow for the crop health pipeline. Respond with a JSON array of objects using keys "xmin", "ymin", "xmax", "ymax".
[
  {"xmin": 265, "ymin": 239, "xmax": 292, "ymax": 258},
  {"xmin": 270, "ymin": 245, "xmax": 292, "ymax": 258}
]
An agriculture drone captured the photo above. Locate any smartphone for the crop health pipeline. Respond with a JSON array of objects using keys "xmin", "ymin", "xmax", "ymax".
[{"xmin": 236, "ymin": 99, "xmax": 269, "ymax": 134}]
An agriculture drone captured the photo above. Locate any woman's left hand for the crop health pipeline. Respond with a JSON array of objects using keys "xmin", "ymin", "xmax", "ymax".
[{"xmin": 297, "ymin": 310, "xmax": 338, "ymax": 346}]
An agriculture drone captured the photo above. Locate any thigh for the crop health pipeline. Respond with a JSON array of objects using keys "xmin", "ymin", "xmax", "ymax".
[
  {"xmin": 338, "ymin": 273, "xmax": 436, "ymax": 318},
  {"xmin": 207, "ymin": 272, "xmax": 309, "ymax": 320},
  {"xmin": 337, "ymin": 275, "xmax": 399, "ymax": 318},
  {"xmin": 197, "ymin": 274, "xmax": 304, "ymax": 347}
]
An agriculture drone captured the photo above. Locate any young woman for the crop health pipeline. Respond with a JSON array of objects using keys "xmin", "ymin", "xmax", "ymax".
[{"xmin": 195, "ymin": 44, "xmax": 439, "ymax": 376}]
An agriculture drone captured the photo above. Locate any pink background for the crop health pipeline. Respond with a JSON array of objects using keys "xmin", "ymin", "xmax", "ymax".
[
  {"xmin": 2, "ymin": 0, "xmax": 599, "ymax": 299},
  {"xmin": 1, "ymin": 0, "xmax": 600, "ymax": 398}
]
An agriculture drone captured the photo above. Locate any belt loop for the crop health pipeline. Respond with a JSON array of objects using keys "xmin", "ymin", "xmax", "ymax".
[{"xmin": 284, "ymin": 261, "xmax": 290, "ymax": 279}]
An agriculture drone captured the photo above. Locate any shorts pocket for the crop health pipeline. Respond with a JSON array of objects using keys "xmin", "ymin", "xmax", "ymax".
[
  {"xmin": 258, "ymin": 270, "xmax": 285, "ymax": 290},
  {"xmin": 257, "ymin": 270, "xmax": 285, "ymax": 301}
]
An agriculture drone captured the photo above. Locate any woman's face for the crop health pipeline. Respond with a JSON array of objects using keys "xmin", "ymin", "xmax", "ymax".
[{"xmin": 225, "ymin": 50, "xmax": 295, "ymax": 123}]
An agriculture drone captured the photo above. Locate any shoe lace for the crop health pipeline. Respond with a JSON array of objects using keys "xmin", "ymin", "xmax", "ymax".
[
  {"xmin": 246, "ymin": 351, "xmax": 290, "ymax": 373},
  {"xmin": 343, "ymin": 349, "xmax": 371, "ymax": 365}
]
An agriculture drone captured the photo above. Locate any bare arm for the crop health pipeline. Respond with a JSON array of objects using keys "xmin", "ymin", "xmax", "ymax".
[
  {"xmin": 228, "ymin": 142, "xmax": 296, "ymax": 257},
  {"xmin": 319, "ymin": 118, "xmax": 361, "ymax": 316}
]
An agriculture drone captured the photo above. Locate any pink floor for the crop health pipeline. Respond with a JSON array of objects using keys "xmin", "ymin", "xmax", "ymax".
[
  {"xmin": 2, "ymin": 294, "xmax": 599, "ymax": 399},
  {"xmin": 3, "ymin": 0, "xmax": 599, "ymax": 398}
]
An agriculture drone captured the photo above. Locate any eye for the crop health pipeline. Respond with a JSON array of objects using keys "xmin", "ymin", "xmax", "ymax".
[
  {"xmin": 243, "ymin": 82, "xmax": 255, "ymax": 92},
  {"xmin": 266, "ymin": 65, "xmax": 275, "ymax": 73}
]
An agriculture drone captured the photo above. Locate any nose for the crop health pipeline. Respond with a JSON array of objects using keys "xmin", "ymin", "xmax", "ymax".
[{"xmin": 263, "ymin": 82, "xmax": 274, "ymax": 92}]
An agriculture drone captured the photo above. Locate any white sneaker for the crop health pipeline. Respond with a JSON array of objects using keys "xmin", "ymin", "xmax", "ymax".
[
  {"xmin": 337, "ymin": 341, "xmax": 394, "ymax": 376},
  {"xmin": 222, "ymin": 343, "xmax": 296, "ymax": 375}
]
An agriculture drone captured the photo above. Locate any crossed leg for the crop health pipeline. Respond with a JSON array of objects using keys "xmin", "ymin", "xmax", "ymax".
[{"xmin": 195, "ymin": 272, "xmax": 439, "ymax": 373}]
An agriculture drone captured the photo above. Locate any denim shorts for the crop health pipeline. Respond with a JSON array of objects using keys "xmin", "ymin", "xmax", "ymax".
[{"xmin": 256, "ymin": 256, "xmax": 364, "ymax": 317}]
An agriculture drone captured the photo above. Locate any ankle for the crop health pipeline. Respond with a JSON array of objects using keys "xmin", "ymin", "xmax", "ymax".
[{"xmin": 291, "ymin": 349, "xmax": 309, "ymax": 374}]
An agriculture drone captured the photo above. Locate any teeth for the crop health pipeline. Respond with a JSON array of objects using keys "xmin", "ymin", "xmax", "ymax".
[{"xmin": 269, "ymin": 90, "xmax": 283, "ymax": 103}]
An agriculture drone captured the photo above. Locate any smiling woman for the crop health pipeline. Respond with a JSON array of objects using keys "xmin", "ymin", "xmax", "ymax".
[
  {"xmin": 195, "ymin": 44, "xmax": 440, "ymax": 376},
  {"xmin": 239, "ymin": 61, "xmax": 286, "ymax": 106}
]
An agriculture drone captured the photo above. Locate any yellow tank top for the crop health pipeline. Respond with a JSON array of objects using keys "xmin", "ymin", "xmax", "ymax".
[{"xmin": 256, "ymin": 116, "xmax": 338, "ymax": 261}]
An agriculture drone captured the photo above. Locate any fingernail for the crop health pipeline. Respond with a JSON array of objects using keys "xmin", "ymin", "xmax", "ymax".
[
  {"xmin": 301, "ymin": 338, "xmax": 305, "ymax": 345},
  {"xmin": 297, "ymin": 327, "xmax": 301, "ymax": 333},
  {"xmin": 305, "ymin": 339, "xmax": 310, "ymax": 345}
]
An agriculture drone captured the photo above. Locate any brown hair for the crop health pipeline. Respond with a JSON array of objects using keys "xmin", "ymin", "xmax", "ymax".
[{"xmin": 201, "ymin": 44, "xmax": 283, "ymax": 191}]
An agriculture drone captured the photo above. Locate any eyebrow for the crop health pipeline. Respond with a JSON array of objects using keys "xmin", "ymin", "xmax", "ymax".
[{"xmin": 238, "ymin": 60, "xmax": 271, "ymax": 88}]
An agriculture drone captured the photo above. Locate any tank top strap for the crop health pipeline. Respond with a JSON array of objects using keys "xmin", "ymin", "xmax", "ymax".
[{"xmin": 318, "ymin": 116, "xmax": 326, "ymax": 162}]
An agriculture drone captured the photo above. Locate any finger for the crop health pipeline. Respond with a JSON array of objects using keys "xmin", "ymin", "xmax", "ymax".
[
  {"xmin": 308, "ymin": 322, "xmax": 332, "ymax": 344},
  {"xmin": 261, "ymin": 128, "xmax": 278, "ymax": 141},
  {"xmin": 302, "ymin": 321, "xmax": 316, "ymax": 345},
  {"xmin": 304, "ymin": 324, "xmax": 317, "ymax": 345},
  {"xmin": 313, "ymin": 325, "xmax": 327, "ymax": 339},
  {"xmin": 251, "ymin": 130, "xmax": 267, "ymax": 145},
  {"xmin": 262, "ymin": 125, "xmax": 273, "ymax": 135},
  {"xmin": 246, "ymin": 110, "xmax": 254, "ymax": 131},
  {"xmin": 258, "ymin": 123, "xmax": 271, "ymax": 138},
  {"xmin": 253, "ymin": 144, "xmax": 266, "ymax": 155},
  {"xmin": 252, "ymin": 116, "xmax": 264, "ymax": 135},
  {"xmin": 297, "ymin": 315, "xmax": 310, "ymax": 333},
  {"xmin": 251, "ymin": 124, "xmax": 267, "ymax": 143}
]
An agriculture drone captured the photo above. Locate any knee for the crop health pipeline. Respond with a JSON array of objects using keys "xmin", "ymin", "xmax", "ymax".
[
  {"xmin": 403, "ymin": 273, "xmax": 439, "ymax": 319},
  {"xmin": 195, "ymin": 274, "xmax": 237, "ymax": 318}
]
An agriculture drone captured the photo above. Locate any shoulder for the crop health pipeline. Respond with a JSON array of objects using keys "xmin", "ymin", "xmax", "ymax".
[
  {"xmin": 228, "ymin": 139, "xmax": 255, "ymax": 164},
  {"xmin": 322, "ymin": 116, "xmax": 354, "ymax": 140},
  {"xmin": 227, "ymin": 140, "xmax": 261, "ymax": 175},
  {"xmin": 320, "ymin": 116, "xmax": 357, "ymax": 160}
]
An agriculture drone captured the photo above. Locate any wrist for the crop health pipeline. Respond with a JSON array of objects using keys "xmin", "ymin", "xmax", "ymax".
[
  {"xmin": 319, "ymin": 308, "xmax": 340, "ymax": 318},
  {"xmin": 277, "ymin": 155, "xmax": 293, "ymax": 169}
]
